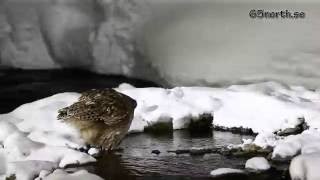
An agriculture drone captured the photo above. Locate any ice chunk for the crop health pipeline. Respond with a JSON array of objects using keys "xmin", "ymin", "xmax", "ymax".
[
  {"xmin": 210, "ymin": 168, "xmax": 244, "ymax": 177},
  {"xmin": 245, "ymin": 157, "xmax": 270, "ymax": 171}
]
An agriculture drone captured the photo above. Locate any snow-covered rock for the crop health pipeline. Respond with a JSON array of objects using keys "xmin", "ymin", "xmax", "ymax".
[
  {"xmin": 0, "ymin": 93, "xmax": 97, "ymax": 179},
  {"xmin": 245, "ymin": 157, "xmax": 270, "ymax": 171},
  {"xmin": 290, "ymin": 153, "xmax": 320, "ymax": 180},
  {"xmin": 120, "ymin": 81, "xmax": 320, "ymax": 133},
  {"xmin": 210, "ymin": 168, "xmax": 245, "ymax": 177},
  {"xmin": 272, "ymin": 129, "xmax": 320, "ymax": 160},
  {"xmin": 39, "ymin": 169, "xmax": 103, "ymax": 180}
]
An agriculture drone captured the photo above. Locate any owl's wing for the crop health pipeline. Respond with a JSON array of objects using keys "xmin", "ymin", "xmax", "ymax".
[{"xmin": 99, "ymin": 112, "xmax": 131, "ymax": 126}]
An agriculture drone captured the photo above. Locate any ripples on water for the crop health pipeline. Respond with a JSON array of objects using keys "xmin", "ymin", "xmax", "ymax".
[{"xmin": 94, "ymin": 131, "xmax": 264, "ymax": 179}]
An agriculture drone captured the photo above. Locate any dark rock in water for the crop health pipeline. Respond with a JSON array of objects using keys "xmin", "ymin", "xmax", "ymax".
[
  {"xmin": 276, "ymin": 117, "xmax": 309, "ymax": 136},
  {"xmin": 218, "ymin": 145, "xmax": 273, "ymax": 159},
  {"xmin": 167, "ymin": 149, "xmax": 190, "ymax": 154},
  {"xmin": 144, "ymin": 121, "xmax": 173, "ymax": 134},
  {"xmin": 213, "ymin": 125, "xmax": 256, "ymax": 135},
  {"xmin": 271, "ymin": 154, "xmax": 294, "ymax": 163},
  {"xmin": 152, "ymin": 150, "xmax": 161, "ymax": 155},
  {"xmin": 0, "ymin": 69, "xmax": 160, "ymax": 113},
  {"xmin": 188, "ymin": 114, "xmax": 213, "ymax": 133},
  {"xmin": 5, "ymin": 174, "xmax": 16, "ymax": 180},
  {"xmin": 189, "ymin": 148, "xmax": 212, "ymax": 156}
]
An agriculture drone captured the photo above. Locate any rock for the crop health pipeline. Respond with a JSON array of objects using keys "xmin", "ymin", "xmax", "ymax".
[
  {"xmin": 245, "ymin": 157, "xmax": 271, "ymax": 171},
  {"xmin": 151, "ymin": 150, "xmax": 161, "ymax": 155},
  {"xmin": 276, "ymin": 117, "xmax": 309, "ymax": 136},
  {"xmin": 88, "ymin": 148, "xmax": 101, "ymax": 157},
  {"xmin": 188, "ymin": 114, "xmax": 213, "ymax": 133},
  {"xmin": 144, "ymin": 121, "xmax": 173, "ymax": 134},
  {"xmin": 213, "ymin": 125, "xmax": 256, "ymax": 135},
  {"xmin": 213, "ymin": 144, "xmax": 273, "ymax": 159},
  {"xmin": 189, "ymin": 148, "xmax": 212, "ymax": 156},
  {"xmin": 242, "ymin": 144, "xmax": 262, "ymax": 152},
  {"xmin": 167, "ymin": 149, "xmax": 190, "ymax": 154}
]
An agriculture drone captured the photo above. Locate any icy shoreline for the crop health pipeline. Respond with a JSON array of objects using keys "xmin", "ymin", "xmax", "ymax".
[{"xmin": 0, "ymin": 81, "xmax": 320, "ymax": 179}]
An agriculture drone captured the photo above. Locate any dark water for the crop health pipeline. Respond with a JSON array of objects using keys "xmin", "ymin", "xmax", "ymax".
[
  {"xmin": 94, "ymin": 131, "xmax": 286, "ymax": 180},
  {"xmin": 0, "ymin": 69, "xmax": 159, "ymax": 113}
]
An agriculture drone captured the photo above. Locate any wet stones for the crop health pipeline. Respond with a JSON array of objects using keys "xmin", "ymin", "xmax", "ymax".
[
  {"xmin": 276, "ymin": 118, "xmax": 309, "ymax": 136},
  {"xmin": 188, "ymin": 114, "xmax": 213, "ymax": 133},
  {"xmin": 213, "ymin": 125, "xmax": 256, "ymax": 135},
  {"xmin": 167, "ymin": 148, "xmax": 215, "ymax": 156},
  {"xmin": 151, "ymin": 150, "xmax": 161, "ymax": 155},
  {"xmin": 144, "ymin": 121, "xmax": 173, "ymax": 134}
]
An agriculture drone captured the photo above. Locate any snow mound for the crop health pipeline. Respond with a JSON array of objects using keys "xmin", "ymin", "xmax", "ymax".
[
  {"xmin": 119, "ymin": 81, "xmax": 320, "ymax": 133},
  {"xmin": 290, "ymin": 153, "xmax": 320, "ymax": 180},
  {"xmin": 245, "ymin": 157, "xmax": 270, "ymax": 171},
  {"xmin": 38, "ymin": 169, "xmax": 103, "ymax": 180},
  {"xmin": 0, "ymin": 93, "xmax": 97, "ymax": 179},
  {"xmin": 272, "ymin": 129, "xmax": 320, "ymax": 159},
  {"xmin": 210, "ymin": 168, "xmax": 244, "ymax": 177}
]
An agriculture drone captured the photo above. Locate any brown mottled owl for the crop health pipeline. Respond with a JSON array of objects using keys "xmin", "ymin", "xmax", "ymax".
[{"xmin": 57, "ymin": 89, "xmax": 137, "ymax": 151}]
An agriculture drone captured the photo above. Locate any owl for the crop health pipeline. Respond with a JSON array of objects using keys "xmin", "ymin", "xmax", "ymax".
[{"xmin": 57, "ymin": 88, "xmax": 137, "ymax": 151}]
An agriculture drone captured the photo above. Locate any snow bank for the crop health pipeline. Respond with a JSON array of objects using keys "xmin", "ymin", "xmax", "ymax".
[
  {"xmin": 210, "ymin": 168, "xmax": 244, "ymax": 177},
  {"xmin": 120, "ymin": 81, "xmax": 320, "ymax": 133},
  {"xmin": 3, "ymin": 1, "xmax": 320, "ymax": 89},
  {"xmin": 289, "ymin": 153, "xmax": 320, "ymax": 180},
  {"xmin": 38, "ymin": 169, "xmax": 103, "ymax": 180},
  {"xmin": 0, "ymin": 0, "xmax": 147, "ymax": 77},
  {"xmin": 245, "ymin": 157, "xmax": 270, "ymax": 171},
  {"xmin": 0, "ymin": 93, "xmax": 97, "ymax": 180}
]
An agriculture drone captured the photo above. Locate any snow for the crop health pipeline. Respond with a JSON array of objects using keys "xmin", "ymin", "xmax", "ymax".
[
  {"xmin": 0, "ymin": 93, "xmax": 97, "ymax": 179},
  {"xmin": 210, "ymin": 168, "xmax": 244, "ymax": 177},
  {"xmin": 290, "ymin": 153, "xmax": 320, "ymax": 180},
  {"xmin": 2, "ymin": 1, "xmax": 320, "ymax": 88},
  {"xmin": 120, "ymin": 81, "xmax": 320, "ymax": 133},
  {"xmin": 38, "ymin": 169, "xmax": 103, "ymax": 180},
  {"xmin": 143, "ymin": 2, "xmax": 320, "ymax": 89},
  {"xmin": 0, "ymin": 81, "xmax": 320, "ymax": 179},
  {"xmin": 245, "ymin": 157, "xmax": 270, "ymax": 171},
  {"xmin": 0, "ymin": 0, "xmax": 147, "ymax": 77}
]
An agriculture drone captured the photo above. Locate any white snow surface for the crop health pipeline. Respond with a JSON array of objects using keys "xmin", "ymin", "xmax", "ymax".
[
  {"xmin": 3, "ymin": 1, "xmax": 320, "ymax": 89},
  {"xmin": 1, "ymin": 81, "xmax": 320, "ymax": 179},
  {"xmin": 289, "ymin": 153, "xmax": 320, "ymax": 180},
  {"xmin": 38, "ymin": 169, "xmax": 103, "ymax": 180},
  {"xmin": 245, "ymin": 157, "xmax": 270, "ymax": 171},
  {"xmin": 210, "ymin": 168, "xmax": 244, "ymax": 177},
  {"xmin": 0, "ymin": 93, "xmax": 97, "ymax": 180},
  {"xmin": 122, "ymin": 81, "xmax": 320, "ymax": 133}
]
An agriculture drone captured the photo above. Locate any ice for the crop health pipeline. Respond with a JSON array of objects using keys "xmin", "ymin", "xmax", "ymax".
[
  {"xmin": 245, "ymin": 157, "xmax": 270, "ymax": 171},
  {"xmin": 210, "ymin": 168, "xmax": 244, "ymax": 177}
]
